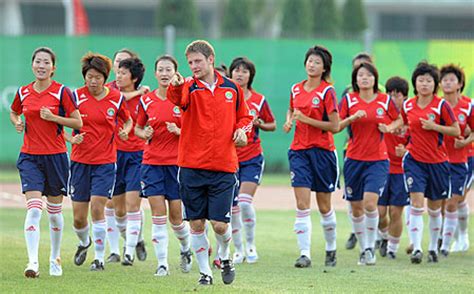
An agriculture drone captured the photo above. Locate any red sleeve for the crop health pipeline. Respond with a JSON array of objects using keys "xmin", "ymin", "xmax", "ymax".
[
  {"xmin": 338, "ymin": 95, "xmax": 349, "ymax": 119},
  {"xmin": 136, "ymin": 99, "xmax": 147, "ymax": 127},
  {"xmin": 259, "ymin": 99, "xmax": 275, "ymax": 123},
  {"xmin": 401, "ymin": 102, "xmax": 408, "ymax": 124},
  {"xmin": 117, "ymin": 95, "xmax": 131, "ymax": 122},
  {"xmin": 441, "ymin": 101, "xmax": 456, "ymax": 126},
  {"xmin": 289, "ymin": 90, "xmax": 294, "ymax": 110},
  {"xmin": 387, "ymin": 96, "xmax": 400, "ymax": 120},
  {"xmin": 167, "ymin": 83, "xmax": 189, "ymax": 109},
  {"xmin": 324, "ymin": 88, "xmax": 338, "ymax": 114},
  {"xmin": 11, "ymin": 88, "xmax": 22, "ymax": 114},
  {"xmin": 235, "ymin": 86, "xmax": 253, "ymax": 133},
  {"xmin": 61, "ymin": 87, "xmax": 78, "ymax": 116},
  {"xmin": 469, "ymin": 106, "xmax": 474, "ymax": 129}
]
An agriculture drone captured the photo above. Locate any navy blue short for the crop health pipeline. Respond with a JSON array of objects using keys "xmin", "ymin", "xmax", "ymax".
[
  {"xmin": 378, "ymin": 173, "xmax": 410, "ymax": 206},
  {"xmin": 69, "ymin": 161, "xmax": 116, "ymax": 202},
  {"xmin": 141, "ymin": 164, "xmax": 179, "ymax": 200},
  {"xmin": 467, "ymin": 156, "xmax": 473, "ymax": 190},
  {"xmin": 178, "ymin": 167, "xmax": 237, "ymax": 223},
  {"xmin": 238, "ymin": 154, "xmax": 265, "ymax": 185},
  {"xmin": 402, "ymin": 152, "xmax": 450, "ymax": 201},
  {"xmin": 288, "ymin": 148, "xmax": 339, "ymax": 193},
  {"xmin": 449, "ymin": 163, "xmax": 469, "ymax": 197},
  {"xmin": 113, "ymin": 150, "xmax": 143, "ymax": 196},
  {"xmin": 16, "ymin": 152, "xmax": 69, "ymax": 196},
  {"xmin": 343, "ymin": 158, "xmax": 389, "ymax": 201}
]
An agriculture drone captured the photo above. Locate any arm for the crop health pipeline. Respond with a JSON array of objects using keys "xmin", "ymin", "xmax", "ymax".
[
  {"xmin": 234, "ymin": 87, "xmax": 253, "ymax": 147},
  {"xmin": 166, "ymin": 122, "xmax": 181, "ymax": 136},
  {"xmin": 283, "ymin": 108, "xmax": 293, "ymax": 133},
  {"xmin": 63, "ymin": 131, "xmax": 85, "ymax": 144},
  {"xmin": 10, "ymin": 111, "xmax": 25, "ymax": 133},
  {"xmin": 254, "ymin": 119, "xmax": 276, "ymax": 132},
  {"xmin": 292, "ymin": 109, "xmax": 339, "ymax": 133},
  {"xmin": 134, "ymin": 124, "xmax": 154, "ymax": 140},
  {"xmin": 420, "ymin": 119, "xmax": 460, "ymax": 137},
  {"xmin": 336, "ymin": 110, "xmax": 366, "ymax": 133},
  {"xmin": 167, "ymin": 72, "xmax": 186, "ymax": 107},
  {"xmin": 40, "ymin": 108, "xmax": 83, "ymax": 129},
  {"xmin": 118, "ymin": 118, "xmax": 133, "ymax": 141},
  {"xmin": 378, "ymin": 115, "xmax": 403, "ymax": 133},
  {"xmin": 122, "ymin": 85, "xmax": 150, "ymax": 101}
]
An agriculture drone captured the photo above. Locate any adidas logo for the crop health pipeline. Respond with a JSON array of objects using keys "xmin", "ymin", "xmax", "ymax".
[
  {"xmin": 26, "ymin": 225, "xmax": 36, "ymax": 232},
  {"xmin": 328, "ymin": 184, "xmax": 334, "ymax": 189},
  {"xmin": 95, "ymin": 239, "xmax": 103, "ymax": 245},
  {"xmin": 225, "ymin": 212, "xmax": 231, "ymax": 218},
  {"xmin": 80, "ymin": 94, "xmax": 86, "ymax": 98},
  {"xmin": 254, "ymin": 175, "xmax": 259, "ymax": 180},
  {"xmin": 152, "ymin": 238, "xmax": 159, "ymax": 244},
  {"xmin": 243, "ymin": 218, "xmax": 253, "ymax": 223},
  {"xmin": 52, "ymin": 227, "xmax": 61, "ymax": 232},
  {"xmin": 295, "ymin": 230, "xmax": 305, "ymax": 234},
  {"xmin": 107, "ymin": 228, "xmax": 114, "ymax": 232},
  {"xmin": 196, "ymin": 247, "xmax": 206, "ymax": 253},
  {"xmin": 442, "ymin": 191, "xmax": 447, "ymax": 196},
  {"xmin": 131, "ymin": 231, "xmax": 139, "ymax": 235}
]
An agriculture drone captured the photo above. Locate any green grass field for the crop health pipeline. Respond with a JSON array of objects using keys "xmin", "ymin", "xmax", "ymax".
[{"xmin": 0, "ymin": 209, "xmax": 472, "ymax": 293}]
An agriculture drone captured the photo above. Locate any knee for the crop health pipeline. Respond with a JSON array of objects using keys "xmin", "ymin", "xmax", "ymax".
[
  {"xmin": 211, "ymin": 221, "xmax": 228, "ymax": 235},
  {"xmin": 168, "ymin": 210, "xmax": 182, "ymax": 226},
  {"xmin": 318, "ymin": 203, "xmax": 331, "ymax": 215},
  {"xmin": 74, "ymin": 217, "xmax": 87, "ymax": 229},
  {"xmin": 389, "ymin": 208, "xmax": 402, "ymax": 221}
]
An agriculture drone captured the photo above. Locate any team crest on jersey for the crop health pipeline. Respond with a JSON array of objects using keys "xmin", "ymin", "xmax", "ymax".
[
  {"xmin": 107, "ymin": 108, "xmax": 115, "ymax": 117},
  {"xmin": 173, "ymin": 106, "xmax": 181, "ymax": 115},
  {"xmin": 427, "ymin": 113, "xmax": 436, "ymax": 121},
  {"xmin": 225, "ymin": 91, "xmax": 233, "ymax": 100},
  {"xmin": 312, "ymin": 97, "xmax": 321, "ymax": 107},
  {"xmin": 346, "ymin": 186, "xmax": 353, "ymax": 195},
  {"xmin": 249, "ymin": 109, "xmax": 257, "ymax": 117},
  {"xmin": 407, "ymin": 177, "xmax": 414, "ymax": 187},
  {"xmin": 458, "ymin": 113, "xmax": 466, "ymax": 123},
  {"xmin": 376, "ymin": 108, "xmax": 384, "ymax": 116}
]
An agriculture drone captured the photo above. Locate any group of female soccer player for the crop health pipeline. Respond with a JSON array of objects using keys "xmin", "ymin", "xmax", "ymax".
[{"xmin": 11, "ymin": 44, "xmax": 472, "ymax": 283}]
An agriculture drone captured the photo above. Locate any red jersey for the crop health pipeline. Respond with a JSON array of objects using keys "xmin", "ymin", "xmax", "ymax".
[
  {"xmin": 289, "ymin": 80, "xmax": 338, "ymax": 151},
  {"xmin": 237, "ymin": 91, "xmax": 275, "ymax": 162},
  {"xmin": 385, "ymin": 127, "xmax": 410, "ymax": 174},
  {"xmin": 167, "ymin": 71, "xmax": 253, "ymax": 173},
  {"xmin": 401, "ymin": 96, "xmax": 457, "ymax": 163},
  {"xmin": 339, "ymin": 92, "xmax": 400, "ymax": 161},
  {"xmin": 461, "ymin": 96, "xmax": 473, "ymax": 158},
  {"xmin": 116, "ymin": 95, "xmax": 144, "ymax": 152},
  {"xmin": 136, "ymin": 91, "xmax": 181, "ymax": 165},
  {"xmin": 444, "ymin": 98, "xmax": 473, "ymax": 163},
  {"xmin": 71, "ymin": 86, "xmax": 131, "ymax": 164},
  {"xmin": 11, "ymin": 81, "xmax": 78, "ymax": 155}
]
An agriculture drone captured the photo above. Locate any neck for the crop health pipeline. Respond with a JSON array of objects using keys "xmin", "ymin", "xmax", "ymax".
[
  {"xmin": 121, "ymin": 84, "xmax": 135, "ymax": 93},
  {"xmin": 34, "ymin": 79, "xmax": 52, "ymax": 91},
  {"xmin": 418, "ymin": 93, "xmax": 433, "ymax": 101},
  {"xmin": 90, "ymin": 87, "xmax": 105, "ymax": 98},
  {"xmin": 306, "ymin": 76, "xmax": 322, "ymax": 89},
  {"xmin": 201, "ymin": 71, "xmax": 215, "ymax": 85},
  {"xmin": 443, "ymin": 92, "xmax": 459, "ymax": 104},
  {"xmin": 157, "ymin": 86, "xmax": 167, "ymax": 99},
  {"xmin": 359, "ymin": 88, "xmax": 374, "ymax": 100}
]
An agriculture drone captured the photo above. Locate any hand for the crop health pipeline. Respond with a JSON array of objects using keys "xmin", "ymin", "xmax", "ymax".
[
  {"xmin": 14, "ymin": 117, "xmax": 25, "ymax": 133},
  {"xmin": 252, "ymin": 117, "xmax": 263, "ymax": 128},
  {"xmin": 165, "ymin": 122, "xmax": 180, "ymax": 135},
  {"xmin": 283, "ymin": 120, "xmax": 293, "ymax": 133},
  {"xmin": 40, "ymin": 107, "xmax": 56, "ymax": 122},
  {"xmin": 292, "ymin": 109, "xmax": 308, "ymax": 123},
  {"xmin": 118, "ymin": 127, "xmax": 129, "ymax": 141},
  {"xmin": 454, "ymin": 137, "xmax": 467, "ymax": 149},
  {"xmin": 420, "ymin": 118, "xmax": 436, "ymax": 130},
  {"xmin": 378, "ymin": 123, "xmax": 392, "ymax": 133},
  {"xmin": 143, "ymin": 125, "xmax": 154, "ymax": 140},
  {"xmin": 464, "ymin": 125, "xmax": 471, "ymax": 137},
  {"xmin": 350, "ymin": 110, "xmax": 366, "ymax": 122},
  {"xmin": 233, "ymin": 128, "xmax": 247, "ymax": 147},
  {"xmin": 170, "ymin": 72, "xmax": 185, "ymax": 87},
  {"xmin": 71, "ymin": 133, "xmax": 85, "ymax": 145},
  {"xmin": 395, "ymin": 144, "xmax": 407, "ymax": 157},
  {"xmin": 139, "ymin": 85, "xmax": 151, "ymax": 95}
]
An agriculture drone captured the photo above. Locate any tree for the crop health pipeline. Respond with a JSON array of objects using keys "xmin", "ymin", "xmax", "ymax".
[
  {"xmin": 341, "ymin": 0, "xmax": 367, "ymax": 36},
  {"xmin": 280, "ymin": 0, "xmax": 312, "ymax": 38},
  {"xmin": 311, "ymin": 0, "xmax": 340, "ymax": 38},
  {"xmin": 156, "ymin": 0, "xmax": 202, "ymax": 35},
  {"xmin": 222, "ymin": 0, "xmax": 252, "ymax": 37}
]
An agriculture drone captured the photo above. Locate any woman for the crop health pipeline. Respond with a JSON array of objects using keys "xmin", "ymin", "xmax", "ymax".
[
  {"xmin": 283, "ymin": 45, "xmax": 340, "ymax": 268},
  {"xmin": 135, "ymin": 55, "xmax": 192, "ymax": 276},
  {"xmin": 338, "ymin": 62, "xmax": 401, "ymax": 266},
  {"xmin": 68, "ymin": 53, "xmax": 132, "ymax": 271},
  {"xmin": 229, "ymin": 57, "xmax": 276, "ymax": 264},
  {"xmin": 10, "ymin": 47, "xmax": 82, "ymax": 278},
  {"xmin": 402, "ymin": 61, "xmax": 460, "ymax": 264}
]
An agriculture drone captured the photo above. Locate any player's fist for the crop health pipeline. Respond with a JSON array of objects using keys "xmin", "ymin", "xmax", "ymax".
[
  {"xmin": 166, "ymin": 122, "xmax": 180, "ymax": 135},
  {"xmin": 283, "ymin": 120, "xmax": 293, "ymax": 133},
  {"xmin": 40, "ymin": 107, "xmax": 56, "ymax": 122},
  {"xmin": 420, "ymin": 118, "xmax": 436, "ymax": 130},
  {"xmin": 14, "ymin": 117, "xmax": 25, "ymax": 133},
  {"xmin": 233, "ymin": 128, "xmax": 247, "ymax": 147},
  {"xmin": 118, "ymin": 127, "xmax": 129, "ymax": 141},
  {"xmin": 71, "ymin": 132, "xmax": 85, "ymax": 145},
  {"xmin": 170, "ymin": 72, "xmax": 184, "ymax": 87},
  {"xmin": 139, "ymin": 85, "xmax": 151, "ymax": 95},
  {"xmin": 350, "ymin": 110, "xmax": 366, "ymax": 122},
  {"xmin": 144, "ymin": 125, "xmax": 154, "ymax": 140}
]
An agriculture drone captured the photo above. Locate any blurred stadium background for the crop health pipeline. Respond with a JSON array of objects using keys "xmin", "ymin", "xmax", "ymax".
[{"xmin": 1, "ymin": 0, "xmax": 473, "ymax": 173}]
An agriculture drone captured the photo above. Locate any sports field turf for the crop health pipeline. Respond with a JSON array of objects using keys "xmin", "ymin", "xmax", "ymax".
[{"xmin": 1, "ymin": 208, "xmax": 472, "ymax": 293}]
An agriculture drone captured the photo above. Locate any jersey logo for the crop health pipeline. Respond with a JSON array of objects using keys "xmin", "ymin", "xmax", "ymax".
[
  {"xmin": 107, "ymin": 108, "xmax": 115, "ymax": 117},
  {"xmin": 77, "ymin": 94, "xmax": 88, "ymax": 106},
  {"xmin": 225, "ymin": 91, "xmax": 234, "ymax": 102},
  {"xmin": 173, "ymin": 106, "xmax": 181, "ymax": 115},
  {"xmin": 376, "ymin": 107, "xmax": 384, "ymax": 116},
  {"xmin": 458, "ymin": 113, "xmax": 466, "ymax": 123},
  {"xmin": 427, "ymin": 113, "xmax": 436, "ymax": 121},
  {"xmin": 312, "ymin": 97, "xmax": 321, "ymax": 107},
  {"xmin": 249, "ymin": 109, "xmax": 257, "ymax": 117}
]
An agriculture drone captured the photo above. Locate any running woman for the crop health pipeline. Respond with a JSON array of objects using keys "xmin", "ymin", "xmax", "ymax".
[
  {"xmin": 402, "ymin": 61, "xmax": 460, "ymax": 264},
  {"xmin": 229, "ymin": 57, "xmax": 276, "ymax": 264},
  {"xmin": 337, "ymin": 62, "xmax": 402, "ymax": 266},
  {"xmin": 135, "ymin": 55, "xmax": 192, "ymax": 276},
  {"xmin": 69, "ymin": 53, "xmax": 132, "ymax": 271},
  {"xmin": 283, "ymin": 45, "xmax": 340, "ymax": 268},
  {"xmin": 10, "ymin": 47, "xmax": 82, "ymax": 278}
]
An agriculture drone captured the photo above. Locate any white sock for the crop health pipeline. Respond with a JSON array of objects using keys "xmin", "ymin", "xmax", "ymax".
[
  {"xmin": 46, "ymin": 201, "xmax": 63, "ymax": 261},
  {"xmin": 405, "ymin": 205, "xmax": 412, "ymax": 243},
  {"xmin": 125, "ymin": 211, "xmax": 141, "ymax": 257},
  {"xmin": 458, "ymin": 201, "xmax": 469, "ymax": 234},
  {"xmin": 441, "ymin": 210, "xmax": 458, "ymax": 251},
  {"xmin": 366, "ymin": 209, "xmax": 379, "ymax": 250},
  {"xmin": 92, "ymin": 219, "xmax": 107, "ymax": 263},
  {"xmin": 409, "ymin": 206, "xmax": 424, "ymax": 252},
  {"xmin": 320, "ymin": 209, "xmax": 337, "ymax": 251},
  {"xmin": 172, "ymin": 222, "xmax": 190, "ymax": 252},
  {"xmin": 152, "ymin": 216, "xmax": 168, "ymax": 268},
  {"xmin": 428, "ymin": 208, "xmax": 442, "ymax": 252},
  {"xmin": 231, "ymin": 205, "xmax": 244, "ymax": 253},
  {"xmin": 74, "ymin": 224, "xmax": 90, "ymax": 247},
  {"xmin": 379, "ymin": 227, "xmax": 389, "ymax": 240},
  {"xmin": 105, "ymin": 207, "xmax": 120, "ymax": 255},
  {"xmin": 215, "ymin": 225, "xmax": 232, "ymax": 260},
  {"xmin": 25, "ymin": 199, "xmax": 43, "ymax": 265},
  {"xmin": 348, "ymin": 203, "xmax": 355, "ymax": 233},
  {"xmin": 387, "ymin": 234, "xmax": 400, "ymax": 254},
  {"xmin": 351, "ymin": 214, "xmax": 366, "ymax": 253},
  {"xmin": 294, "ymin": 209, "xmax": 312, "ymax": 258},
  {"xmin": 191, "ymin": 229, "xmax": 212, "ymax": 277},
  {"xmin": 115, "ymin": 214, "xmax": 127, "ymax": 240},
  {"xmin": 239, "ymin": 193, "xmax": 256, "ymax": 247},
  {"xmin": 138, "ymin": 208, "xmax": 145, "ymax": 242}
]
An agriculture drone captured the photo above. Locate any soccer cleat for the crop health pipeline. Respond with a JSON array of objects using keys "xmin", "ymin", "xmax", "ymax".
[
  {"xmin": 180, "ymin": 250, "xmax": 193, "ymax": 273},
  {"xmin": 74, "ymin": 237, "xmax": 92, "ymax": 266},
  {"xmin": 440, "ymin": 249, "xmax": 449, "ymax": 257},
  {"xmin": 379, "ymin": 239, "xmax": 388, "ymax": 257},
  {"xmin": 233, "ymin": 251, "xmax": 245, "ymax": 264},
  {"xmin": 212, "ymin": 259, "xmax": 221, "ymax": 269},
  {"xmin": 121, "ymin": 254, "xmax": 134, "ymax": 266},
  {"xmin": 374, "ymin": 240, "xmax": 381, "ymax": 250},
  {"xmin": 246, "ymin": 245, "xmax": 258, "ymax": 264},
  {"xmin": 345, "ymin": 233, "xmax": 357, "ymax": 250},
  {"xmin": 454, "ymin": 233, "xmax": 470, "ymax": 252},
  {"xmin": 220, "ymin": 259, "xmax": 235, "ymax": 285},
  {"xmin": 357, "ymin": 251, "xmax": 366, "ymax": 265},
  {"xmin": 136, "ymin": 240, "xmax": 147, "ymax": 261},
  {"xmin": 198, "ymin": 272, "xmax": 213, "ymax": 285},
  {"xmin": 387, "ymin": 251, "xmax": 396, "ymax": 259},
  {"xmin": 90, "ymin": 259, "xmax": 104, "ymax": 271},
  {"xmin": 49, "ymin": 258, "xmax": 62, "ymax": 276},
  {"xmin": 106, "ymin": 253, "xmax": 120, "ymax": 263},
  {"xmin": 294, "ymin": 255, "xmax": 311, "ymax": 268},
  {"xmin": 325, "ymin": 250, "xmax": 337, "ymax": 267},
  {"xmin": 406, "ymin": 243, "xmax": 414, "ymax": 255},
  {"xmin": 410, "ymin": 250, "xmax": 423, "ymax": 264},
  {"xmin": 437, "ymin": 238, "xmax": 442, "ymax": 251},
  {"xmin": 24, "ymin": 262, "xmax": 39, "ymax": 278},
  {"xmin": 154, "ymin": 265, "xmax": 169, "ymax": 277},
  {"xmin": 427, "ymin": 250, "xmax": 438, "ymax": 263},
  {"xmin": 365, "ymin": 248, "xmax": 376, "ymax": 266}
]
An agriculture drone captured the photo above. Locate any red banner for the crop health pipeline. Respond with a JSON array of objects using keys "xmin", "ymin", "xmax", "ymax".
[{"xmin": 73, "ymin": 0, "xmax": 89, "ymax": 35}]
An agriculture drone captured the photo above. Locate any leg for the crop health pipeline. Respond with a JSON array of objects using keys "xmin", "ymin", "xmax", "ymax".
[
  {"xmin": 124, "ymin": 191, "xmax": 142, "ymax": 260},
  {"xmin": 148, "ymin": 196, "xmax": 169, "ymax": 274},
  {"xmin": 169, "ymin": 199, "xmax": 192, "ymax": 273},
  {"xmin": 409, "ymin": 192, "xmax": 425, "ymax": 255},
  {"xmin": 72, "ymin": 200, "xmax": 91, "ymax": 266},
  {"xmin": 427, "ymin": 199, "xmax": 443, "ymax": 261},
  {"xmin": 239, "ymin": 182, "xmax": 258, "ymax": 258},
  {"xmin": 112, "ymin": 194, "xmax": 127, "ymax": 240},
  {"xmin": 293, "ymin": 187, "xmax": 312, "ymax": 265},
  {"xmin": 105, "ymin": 199, "xmax": 120, "ymax": 261},
  {"xmin": 24, "ymin": 191, "xmax": 43, "ymax": 277},
  {"xmin": 387, "ymin": 205, "xmax": 404, "ymax": 257},
  {"xmin": 441, "ymin": 196, "xmax": 460, "ymax": 254},
  {"xmin": 189, "ymin": 219, "xmax": 213, "ymax": 278},
  {"xmin": 45, "ymin": 195, "xmax": 64, "ymax": 275},
  {"xmin": 90, "ymin": 196, "xmax": 108, "ymax": 266},
  {"xmin": 316, "ymin": 192, "xmax": 337, "ymax": 251}
]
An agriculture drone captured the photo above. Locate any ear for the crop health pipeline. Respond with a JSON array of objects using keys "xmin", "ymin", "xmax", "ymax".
[{"xmin": 208, "ymin": 55, "xmax": 215, "ymax": 65}]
